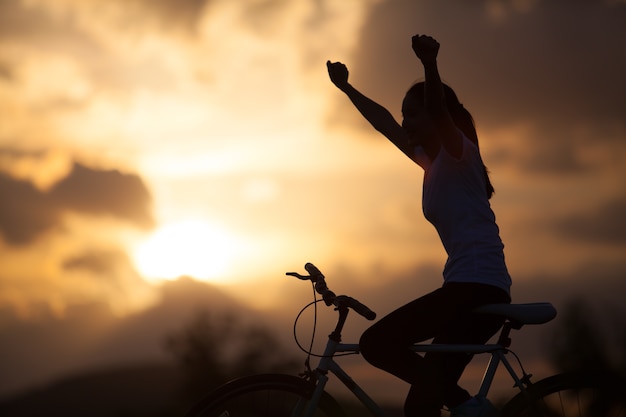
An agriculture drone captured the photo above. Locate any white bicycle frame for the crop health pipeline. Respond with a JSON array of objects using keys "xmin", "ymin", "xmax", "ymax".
[{"xmin": 303, "ymin": 337, "xmax": 526, "ymax": 417}]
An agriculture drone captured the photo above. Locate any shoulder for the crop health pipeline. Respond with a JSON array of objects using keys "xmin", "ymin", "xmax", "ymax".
[
  {"xmin": 411, "ymin": 146, "xmax": 431, "ymax": 170},
  {"xmin": 382, "ymin": 126, "xmax": 431, "ymax": 167}
]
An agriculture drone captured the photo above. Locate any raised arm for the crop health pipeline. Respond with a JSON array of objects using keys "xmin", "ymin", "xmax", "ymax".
[
  {"xmin": 411, "ymin": 35, "xmax": 462, "ymax": 158},
  {"xmin": 326, "ymin": 61, "xmax": 413, "ymax": 158}
]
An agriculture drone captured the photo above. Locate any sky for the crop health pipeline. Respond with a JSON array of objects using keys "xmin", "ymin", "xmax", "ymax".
[{"xmin": 1, "ymin": 0, "xmax": 625, "ymax": 402}]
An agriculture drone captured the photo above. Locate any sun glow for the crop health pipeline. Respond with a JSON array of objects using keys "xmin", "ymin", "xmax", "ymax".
[{"xmin": 133, "ymin": 220, "xmax": 240, "ymax": 283}]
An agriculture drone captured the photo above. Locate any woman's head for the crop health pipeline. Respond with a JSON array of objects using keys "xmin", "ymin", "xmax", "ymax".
[
  {"xmin": 403, "ymin": 81, "xmax": 495, "ymax": 199},
  {"xmin": 403, "ymin": 82, "xmax": 478, "ymax": 144}
]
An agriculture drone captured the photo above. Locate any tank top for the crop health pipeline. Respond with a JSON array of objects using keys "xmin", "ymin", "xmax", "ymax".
[{"xmin": 417, "ymin": 134, "xmax": 512, "ymax": 295}]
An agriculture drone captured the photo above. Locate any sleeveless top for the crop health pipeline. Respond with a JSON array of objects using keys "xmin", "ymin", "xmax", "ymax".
[{"xmin": 414, "ymin": 134, "xmax": 512, "ymax": 295}]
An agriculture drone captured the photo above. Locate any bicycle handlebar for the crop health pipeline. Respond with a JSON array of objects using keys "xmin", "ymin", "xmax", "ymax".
[{"xmin": 286, "ymin": 263, "xmax": 376, "ymax": 321}]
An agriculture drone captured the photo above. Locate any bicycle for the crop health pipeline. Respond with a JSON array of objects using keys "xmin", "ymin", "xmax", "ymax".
[{"xmin": 184, "ymin": 263, "xmax": 626, "ymax": 417}]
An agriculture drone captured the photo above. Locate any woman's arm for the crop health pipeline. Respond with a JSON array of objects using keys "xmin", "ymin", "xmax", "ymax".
[
  {"xmin": 326, "ymin": 60, "xmax": 413, "ymax": 158},
  {"xmin": 411, "ymin": 35, "xmax": 462, "ymax": 159}
]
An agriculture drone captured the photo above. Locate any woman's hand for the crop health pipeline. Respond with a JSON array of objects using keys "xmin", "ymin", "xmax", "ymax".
[
  {"xmin": 327, "ymin": 60, "xmax": 350, "ymax": 91},
  {"xmin": 412, "ymin": 34, "xmax": 439, "ymax": 64}
]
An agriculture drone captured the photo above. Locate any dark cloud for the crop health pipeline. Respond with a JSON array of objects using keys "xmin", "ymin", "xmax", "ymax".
[
  {"xmin": 0, "ymin": 172, "xmax": 57, "ymax": 245},
  {"xmin": 0, "ymin": 0, "xmax": 48, "ymax": 39},
  {"xmin": 0, "ymin": 62, "xmax": 12, "ymax": 81},
  {"xmin": 354, "ymin": 1, "xmax": 626, "ymax": 128},
  {"xmin": 62, "ymin": 249, "xmax": 132, "ymax": 277},
  {"xmin": 126, "ymin": 0, "xmax": 293, "ymax": 36},
  {"xmin": 121, "ymin": 0, "xmax": 211, "ymax": 33},
  {"xmin": 0, "ymin": 0, "xmax": 200, "ymax": 97},
  {"xmin": 476, "ymin": 1, "xmax": 626, "ymax": 130},
  {"xmin": 50, "ymin": 162, "xmax": 154, "ymax": 229},
  {"xmin": 508, "ymin": 129, "xmax": 592, "ymax": 175},
  {"xmin": 0, "ymin": 0, "xmax": 210, "ymax": 39},
  {"xmin": 0, "ymin": 0, "xmax": 104, "ymax": 61},
  {"xmin": 553, "ymin": 195, "xmax": 626, "ymax": 245},
  {"xmin": 0, "ymin": 161, "xmax": 154, "ymax": 246},
  {"xmin": 240, "ymin": 0, "xmax": 291, "ymax": 35}
]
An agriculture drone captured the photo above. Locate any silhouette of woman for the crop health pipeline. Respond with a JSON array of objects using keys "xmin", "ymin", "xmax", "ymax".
[{"xmin": 327, "ymin": 34, "xmax": 512, "ymax": 417}]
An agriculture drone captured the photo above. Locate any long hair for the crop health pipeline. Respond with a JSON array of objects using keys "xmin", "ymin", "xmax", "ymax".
[{"xmin": 406, "ymin": 82, "xmax": 495, "ymax": 199}]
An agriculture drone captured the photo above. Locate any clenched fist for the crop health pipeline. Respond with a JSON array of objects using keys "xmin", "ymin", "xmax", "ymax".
[
  {"xmin": 327, "ymin": 60, "xmax": 350, "ymax": 91},
  {"xmin": 412, "ymin": 34, "xmax": 440, "ymax": 64}
]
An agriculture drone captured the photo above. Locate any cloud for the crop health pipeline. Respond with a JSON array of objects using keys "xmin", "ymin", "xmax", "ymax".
[
  {"xmin": 0, "ymin": 161, "xmax": 153, "ymax": 246},
  {"xmin": 0, "ymin": 0, "xmax": 208, "ymax": 39},
  {"xmin": 62, "ymin": 249, "xmax": 134, "ymax": 277},
  {"xmin": 553, "ymin": 196, "xmax": 626, "ymax": 245},
  {"xmin": 50, "ymin": 162, "xmax": 154, "ymax": 228},
  {"xmin": 116, "ymin": 0, "xmax": 211, "ymax": 32},
  {"xmin": 0, "ymin": 172, "xmax": 56, "ymax": 246}
]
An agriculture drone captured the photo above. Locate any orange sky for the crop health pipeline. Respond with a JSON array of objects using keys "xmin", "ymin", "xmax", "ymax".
[{"xmin": 1, "ymin": 0, "xmax": 625, "ymax": 401}]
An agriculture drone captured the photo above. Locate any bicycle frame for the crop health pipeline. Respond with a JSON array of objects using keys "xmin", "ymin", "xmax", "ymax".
[{"xmin": 303, "ymin": 314, "xmax": 528, "ymax": 417}]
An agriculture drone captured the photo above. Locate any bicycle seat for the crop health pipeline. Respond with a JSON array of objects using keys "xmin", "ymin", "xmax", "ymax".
[{"xmin": 474, "ymin": 302, "xmax": 557, "ymax": 326}]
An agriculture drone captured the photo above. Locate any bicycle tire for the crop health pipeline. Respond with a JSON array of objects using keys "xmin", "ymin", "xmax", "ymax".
[
  {"xmin": 183, "ymin": 373, "xmax": 346, "ymax": 417},
  {"xmin": 502, "ymin": 371, "xmax": 626, "ymax": 417}
]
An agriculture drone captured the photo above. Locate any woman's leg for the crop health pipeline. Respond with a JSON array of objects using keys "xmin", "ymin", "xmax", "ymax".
[
  {"xmin": 359, "ymin": 287, "xmax": 458, "ymax": 417},
  {"xmin": 359, "ymin": 288, "xmax": 447, "ymax": 384},
  {"xmin": 425, "ymin": 311, "xmax": 506, "ymax": 408},
  {"xmin": 428, "ymin": 284, "xmax": 510, "ymax": 409},
  {"xmin": 359, "ymin": 283, "xmax": 510, "ymax": 417}
]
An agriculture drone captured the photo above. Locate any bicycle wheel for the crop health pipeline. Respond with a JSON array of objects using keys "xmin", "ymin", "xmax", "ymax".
[
  {"xmin": 502, "ymin": 371, "xmax": 626, "ymax": 417},
  {"xmin": 184, "ymin": 373, "xmax": 346, "ymax": 417}
]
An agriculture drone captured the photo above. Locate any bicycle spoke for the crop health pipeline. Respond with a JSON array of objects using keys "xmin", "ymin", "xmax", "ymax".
[{"xmin": 503, "ymin": 371, "xmax": 626, "ymax": 417}]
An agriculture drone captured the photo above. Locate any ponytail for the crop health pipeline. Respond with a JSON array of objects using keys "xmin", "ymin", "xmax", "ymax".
[
  {"xmin": 406, "ymin": 82, "xmax": 495, "ymax": 199},
  {"xmin": 442, "ymin": 85, "xmax": 495, "ymax": 200}
]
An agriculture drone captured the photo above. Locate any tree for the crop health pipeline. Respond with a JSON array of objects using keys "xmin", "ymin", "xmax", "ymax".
[
  {"xmin": 549, "ymin": 298, "xmax": 626, "ymax": 375},
  {"xmin": 164, "ymin": 310, "xmax": 299, "ymax": 401}
]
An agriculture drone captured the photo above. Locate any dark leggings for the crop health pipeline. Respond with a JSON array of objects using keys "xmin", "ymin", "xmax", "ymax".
[{"xmin": 359, "ymin": 282, "xmax": 510, "ymax": 417}]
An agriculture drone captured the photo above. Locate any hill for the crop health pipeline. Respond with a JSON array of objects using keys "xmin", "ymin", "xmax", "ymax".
[{"xmin": 0, "ymin": 362, "xmax": 187, "ymax": 417}]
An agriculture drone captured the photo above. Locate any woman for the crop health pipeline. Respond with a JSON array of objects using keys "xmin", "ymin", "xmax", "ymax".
[{"xmin": 327, "ymin": 35, "xmax": 512, "ymax": 417}]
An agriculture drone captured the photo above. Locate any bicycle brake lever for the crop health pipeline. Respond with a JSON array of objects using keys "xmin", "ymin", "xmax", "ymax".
[{"xmin": 286, "ymin": 272, "xmax": 310, "ymax": 280}]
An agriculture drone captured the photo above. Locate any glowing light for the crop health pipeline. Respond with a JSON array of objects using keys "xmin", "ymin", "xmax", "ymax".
[{"xmin": 133, "ymin": 220, "xmax": 240, "ymax": 283}]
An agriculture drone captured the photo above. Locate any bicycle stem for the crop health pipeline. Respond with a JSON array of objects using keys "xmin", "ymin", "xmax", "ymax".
[{"xmin": 329, "ymin": 305, "xmax": 350, "ymax": 342}]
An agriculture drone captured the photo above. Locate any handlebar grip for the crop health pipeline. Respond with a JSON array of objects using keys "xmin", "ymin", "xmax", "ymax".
[
  {"xmin": 304, "ymin": 263, "xmax": 324, "ymax": 281},
  {"xmin": 347, "ymin": 297, "xmax": 376, "ymax": 321}
]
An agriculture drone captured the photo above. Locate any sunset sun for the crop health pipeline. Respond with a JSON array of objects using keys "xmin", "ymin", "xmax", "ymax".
[{"xmin": 133, "ymin": 220, "xmax": 240, "ymax": 283}]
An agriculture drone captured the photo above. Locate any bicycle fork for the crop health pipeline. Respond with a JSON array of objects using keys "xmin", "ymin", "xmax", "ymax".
[
  {"xmin": 300, "ymin": 325, "xmax": 387, "ymax": 417},
  {"xmin": 296, "ymin": 338, "xmax": 337, "ymax": 417}
]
